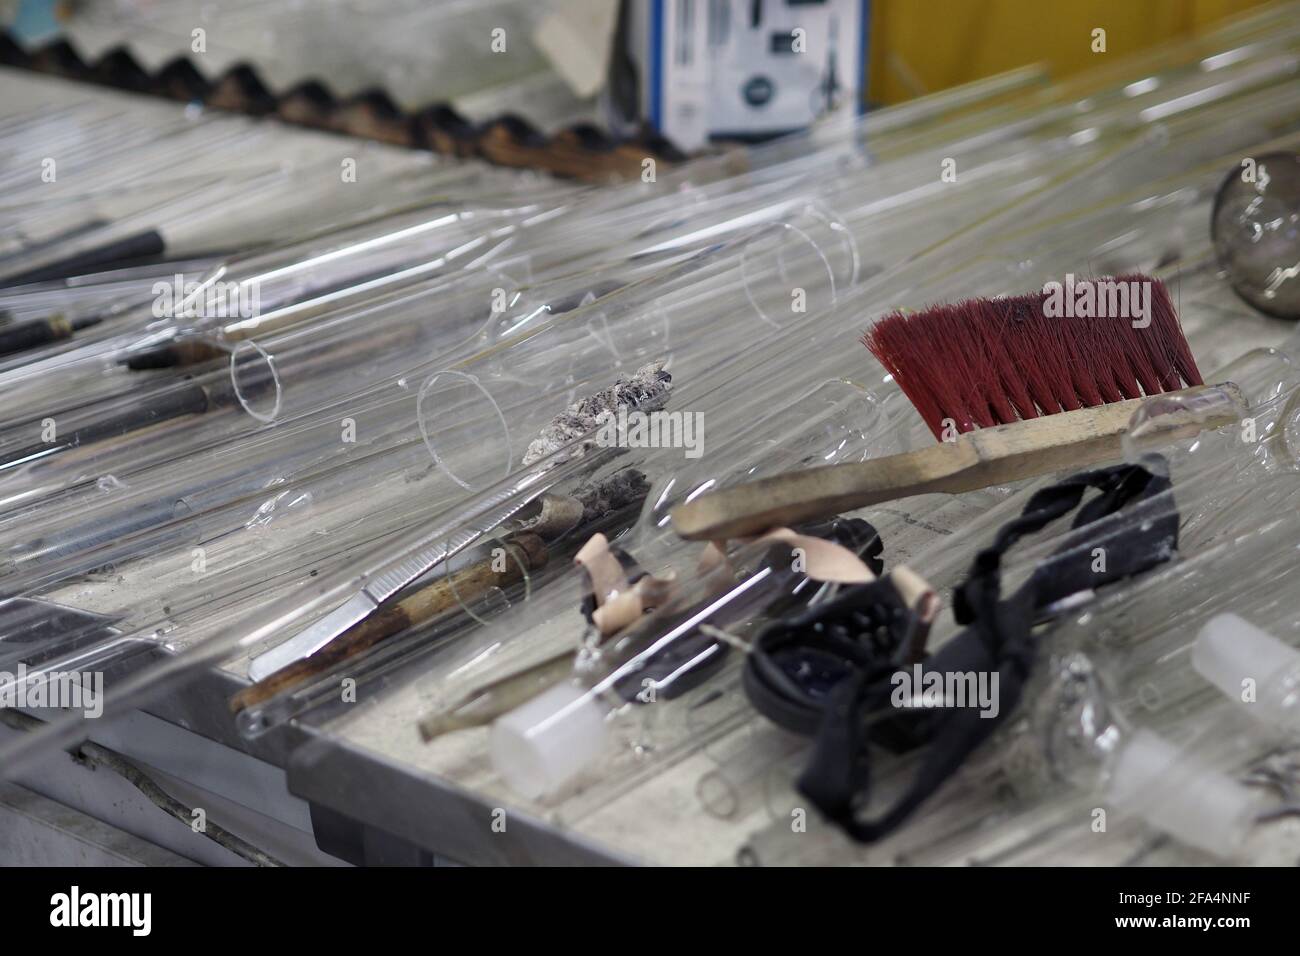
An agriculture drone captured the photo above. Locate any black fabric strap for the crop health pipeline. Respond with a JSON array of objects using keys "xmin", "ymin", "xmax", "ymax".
[{"xmin": 794, "ymin": 461, "xmax": 1176, "ymax": 843}]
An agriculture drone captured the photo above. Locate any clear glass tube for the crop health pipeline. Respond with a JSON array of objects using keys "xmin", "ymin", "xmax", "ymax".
[
  {"xmin": 0, "ymin": 205, "xmax": 852, "ymax": 577},
  {"xmin": 55, "ymin": 117, "xmax": 1216, "ymax": 754},
  {"xmin": 7, "ymin": 20, "xmax": 1300, "ymax": 813}
]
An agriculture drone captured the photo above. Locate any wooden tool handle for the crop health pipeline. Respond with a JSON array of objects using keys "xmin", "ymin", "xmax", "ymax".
[
  {"xmin": 230, "ymin": 534, "xmax": 547, "ymax": 712},
  {"xmin": 672, "ymin": 385, "xmax": 1241, "ymax": 541}
]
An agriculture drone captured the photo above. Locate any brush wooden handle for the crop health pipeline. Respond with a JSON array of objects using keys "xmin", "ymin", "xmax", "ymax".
[{"xmin": 672, "ymin": 385, "xmax": 1241, "ymax": 541}]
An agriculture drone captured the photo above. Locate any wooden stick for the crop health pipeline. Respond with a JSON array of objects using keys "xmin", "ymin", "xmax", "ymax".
[
  {"xmin": 229, "ymin": 533, "xmax": 548, "ymax": 713},
  {"xmin": 673, "ymin": 384, "xmax": 1242, "ymax": 541}
]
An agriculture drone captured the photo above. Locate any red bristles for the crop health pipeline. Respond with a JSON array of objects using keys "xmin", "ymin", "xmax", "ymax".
[{"xmin": 863, "ymin": 275, "xmax": 1202, "ymax": 440}]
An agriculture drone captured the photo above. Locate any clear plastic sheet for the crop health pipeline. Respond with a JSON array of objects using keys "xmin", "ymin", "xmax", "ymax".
[{"xmin": 5, "ymin": 8, "xmax": 1300, "ymax": 866}]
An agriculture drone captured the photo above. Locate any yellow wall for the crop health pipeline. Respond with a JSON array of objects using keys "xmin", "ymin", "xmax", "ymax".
[{"xmin": 868, "ymin": 0, "xmax": 1275, "ymax": 105}]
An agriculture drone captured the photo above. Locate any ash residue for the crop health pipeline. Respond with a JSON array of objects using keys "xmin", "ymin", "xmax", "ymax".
[
  {"xmin": 520, "ymin": 469, "xmax": 650, "ymax": 539},
  {"xmin": 521, "ymin": 361, "xmax": 672, "ymax": 466},
  {"xmin": 574, "ymin": 468, "xmax": 651, "ymax": 523}
]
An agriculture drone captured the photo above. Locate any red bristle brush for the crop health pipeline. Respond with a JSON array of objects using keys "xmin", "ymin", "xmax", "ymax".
[
  {"xmin": 673, "ymin": 275, "xmax": 1241, "ymax": 540},
  {"xmin": 866, "ymin": 274, "xmax": 1203, "ymax": 438}
]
